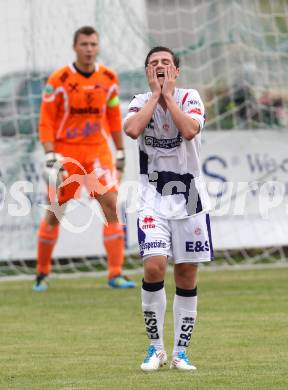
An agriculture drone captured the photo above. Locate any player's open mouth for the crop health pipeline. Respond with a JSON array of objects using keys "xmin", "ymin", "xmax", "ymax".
[{"xmin": 157, "ymin": 72, "xmax": 165, "ymax": 78}]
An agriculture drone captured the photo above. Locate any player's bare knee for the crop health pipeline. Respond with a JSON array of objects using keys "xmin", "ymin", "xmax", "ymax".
[
  {"xmin": 98, "ymin": 194, "xmax": 118, "ymax": 220},
  {"xmin": 45, "ymin": 210, "xmax": 60, "ymax": 226},
  {"xmin": 144, "ymin": 257, "xmax": 166, "ymax": 282}
]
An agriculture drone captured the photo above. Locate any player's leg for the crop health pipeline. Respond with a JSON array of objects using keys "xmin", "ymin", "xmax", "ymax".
[
  {"xmin": 138, "ymin": 214, "xmax": 171, "ymax": 371},
  {"xmin": 33, "ymin": 205, "xmax": 66, "ymax": 291},
  {"xmin": 95, "ymin": 191, "xmax": 133, "ymax": 287},
  {"xmin": 141, "ymin": 255, "xmax": 168, "ymax": 371},
  {"xmin": 170, "ymin": 213, "xmax": 213, "ymax": 370},
  {"xmin": 171, "ymin": 263, "xmax": 198, "ymax": 370},
  {"xmin": 33, "ymin": 152, "xmax": 83, "ymax": 291},
  {"xmin": 87, "ymin": 154, "xmax": 135, "ymax": 288}
]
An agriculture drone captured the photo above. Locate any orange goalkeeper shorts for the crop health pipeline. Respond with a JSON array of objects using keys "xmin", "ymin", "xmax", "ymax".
[{"xmin": 48, "ymin": 142, "xmax": 118, "ymax": 204}]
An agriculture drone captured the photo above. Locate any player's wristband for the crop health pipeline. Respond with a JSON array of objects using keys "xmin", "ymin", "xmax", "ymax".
[
  {"xmin": 116, "ymin": 150, "xmax": 125, "ymax": 171},
  {"xmin": 116, "ymin": 150, "xmax": 125, "ymax": 160}
]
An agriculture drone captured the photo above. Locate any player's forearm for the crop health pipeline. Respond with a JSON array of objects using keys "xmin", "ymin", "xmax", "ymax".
[
  {"xmin": 110, "ymin": 130, "xmax": 125, "ymax": 173},
  {"xmin": 164, "ymin": 95, "xmax": 200, "ymax": 140},
  {"xmin": 124, "ymin": 95, "xmax": 159, "ymax": 139},
  {"xmin": 111, "ymin": 130, "xmax": 124, "ymax": 150},
  {"xmin": 42, "ymin": 141, "xmax": 54, "ymax": 153}
]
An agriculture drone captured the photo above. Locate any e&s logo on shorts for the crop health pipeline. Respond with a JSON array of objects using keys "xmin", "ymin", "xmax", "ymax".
[{"xmin": 185, "ymin": 240, "xmax": 209, "ymax": 252}]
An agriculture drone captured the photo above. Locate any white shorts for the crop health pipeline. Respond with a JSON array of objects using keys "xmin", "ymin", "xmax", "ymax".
[{"xmin": 137, "ymin": 212, "xmax": 214, "ymax": 264}]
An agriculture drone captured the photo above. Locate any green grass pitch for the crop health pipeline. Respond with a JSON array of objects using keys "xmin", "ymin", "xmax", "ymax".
[{"xmin": 0, "ymin": 267, "xmax": 287, "ymax": 390}]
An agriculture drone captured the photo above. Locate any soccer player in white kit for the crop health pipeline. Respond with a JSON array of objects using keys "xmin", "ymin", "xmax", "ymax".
[{"xmin": 124, "ymin": 47, "xmax": 213, "ymax": 371}]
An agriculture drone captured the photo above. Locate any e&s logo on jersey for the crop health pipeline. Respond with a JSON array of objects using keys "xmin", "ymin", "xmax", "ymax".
[{"xmin": 142, "ymin": 216, "xmax": 156, "ymax": 229}]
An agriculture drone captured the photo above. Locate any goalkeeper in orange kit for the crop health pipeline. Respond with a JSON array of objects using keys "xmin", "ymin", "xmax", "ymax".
[{"xmin": 32, "ymin": 26, "xmax": 135, "ymax": 291}]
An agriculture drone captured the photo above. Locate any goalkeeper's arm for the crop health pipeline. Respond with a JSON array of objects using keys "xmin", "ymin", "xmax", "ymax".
[
  {"xmin": 106, "ymin": 99, "xmax": 125, "ymax": 174},
  {"xmin": 43, "ymin": 141, "xmax": 54, "ymax": 154}
]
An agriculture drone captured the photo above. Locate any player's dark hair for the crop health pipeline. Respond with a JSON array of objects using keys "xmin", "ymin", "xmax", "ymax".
[
  {"xmin": 73, "ymin": 26, "xmax": 98, "ymax": 46},
  {"xmin": 144, "ymin": 46, "xmax": 180, "ymax": 68}
]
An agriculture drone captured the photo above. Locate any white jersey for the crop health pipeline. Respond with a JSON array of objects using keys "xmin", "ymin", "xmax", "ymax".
[{"xmin": 124, "ymin": 88, "xmax": 211, "ymax": 219}]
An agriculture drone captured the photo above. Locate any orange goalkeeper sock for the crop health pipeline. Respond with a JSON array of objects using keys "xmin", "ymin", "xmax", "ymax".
[
  {"xmin": 37, "ymin": 219, "xmax": 59, "ymax": 275},
  {"xmin": 103, "ymin": 222, "xmax": 125, "ymax": 279}
]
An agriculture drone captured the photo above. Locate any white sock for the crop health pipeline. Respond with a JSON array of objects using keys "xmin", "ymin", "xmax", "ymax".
[
  {"xmin": 173, "ymin": 286, "xmax": 197, "ymax": 357},
  {"xmin": 141, "ymin": 279, "xmax": 166, "ymax": 351}
]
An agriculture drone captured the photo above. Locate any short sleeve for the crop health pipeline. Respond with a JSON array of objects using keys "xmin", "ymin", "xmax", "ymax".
[
  {"xmin": 42, "ymin": 73, "xmax": 59, "ymax": 103},
  {"xmin": 123, "ymin": 94, "xmax": 147, "ymax": 123},
  {"xmin": 182, "ymin": 90, "xmax": 205, "ymax": 130}
]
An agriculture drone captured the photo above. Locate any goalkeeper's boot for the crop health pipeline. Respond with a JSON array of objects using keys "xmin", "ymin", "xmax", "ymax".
[
  {"xmin": 140, "ymin": 345, "xmax": 167, "ymax": 371},
  {"xmin": 108, "ymin": 275, "xmax": 136, "ymax": 289},
  {"xmin": 32, "ymin": 273, "xmax": 48, "ymax": 292},
  {"xmin": 170, "ymin": 351, "xmax": 197, "ymax": 371}
]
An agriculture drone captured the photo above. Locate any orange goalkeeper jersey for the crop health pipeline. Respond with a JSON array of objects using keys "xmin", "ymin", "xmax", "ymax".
[{"xmin": 39, "ymin": 63, "xmax": 122, "ymax": 145}]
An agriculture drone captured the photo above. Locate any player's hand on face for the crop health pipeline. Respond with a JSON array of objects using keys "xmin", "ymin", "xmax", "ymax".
[
  {"xmin": 162, "ymin": 64, "xmax": 177, "ymax": 97},
  {"xmin": 146, "ymin": 64, "xmax": 161, "ymax": 98}
]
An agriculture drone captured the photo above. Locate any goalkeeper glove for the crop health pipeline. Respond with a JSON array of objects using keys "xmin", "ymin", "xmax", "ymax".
[
  {"xmin": 43, "ymin": 152, "xmax": 68, "ymax": 187},
  {"xmin": 115, "ymin": 149, "xmax": 125, "ymax": 172}
]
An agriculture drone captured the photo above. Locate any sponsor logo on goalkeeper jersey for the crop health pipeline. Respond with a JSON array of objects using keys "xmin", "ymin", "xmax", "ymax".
[
  {"xmin": 44, "ymin": 84, "xmax": 54, "ymax": 95},
  {"xmin": 70, "ymin": 106, "xmax": 103, "ymax": 115},
  {"xmin": 145, "ymin": 134, "xmax": 183, "ymax": 149},
  {"xmin": 66, "ymin": 121, "xmax": 101, "ymax": 138},
  {"xmin": 85, "ymin": 92, "xmax": 94, "ymax": 105},
  {"xmin": 140, "ymin": 240, "xmax": 167, "ymax": 252},
  {"xmin": 68, "ymin": 82, "xmax": 79, "ymax": 93},
  {"xmin": 185, "ymin": 240, "xmax": 209, "ymax": 252},
  {"xmin": 83, "ymin": 85, "xmax": 95, "ymax": 90},
  {"xmin": 142, "ymin": 216, "xmax": 156, "ymax": 229}
]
